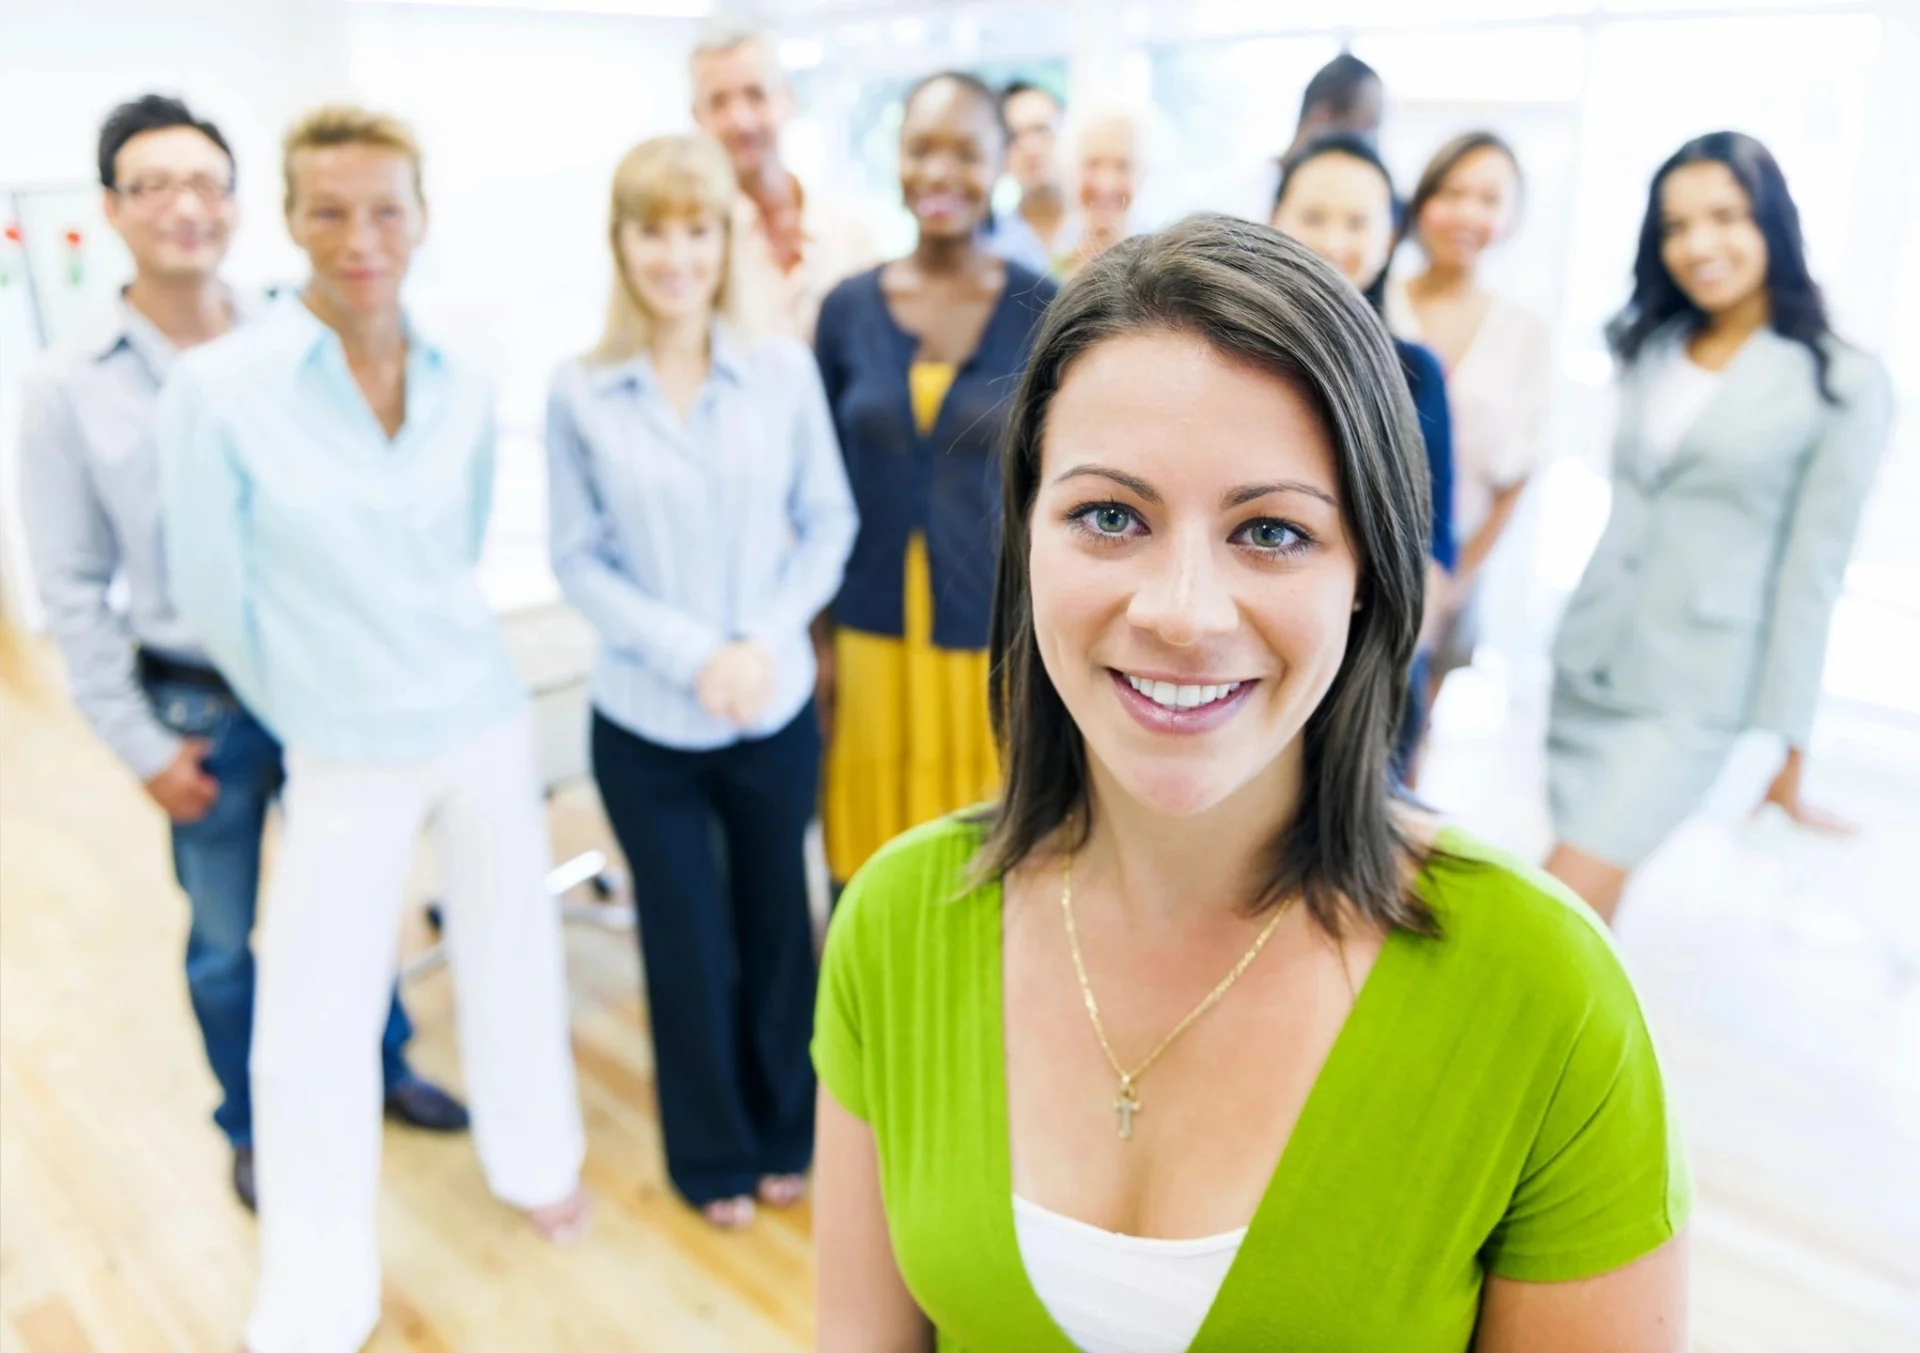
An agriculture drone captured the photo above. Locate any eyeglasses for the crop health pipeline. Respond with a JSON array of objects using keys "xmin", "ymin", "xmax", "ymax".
[{"xmin": 116, "ymin": 175, "xmax": 234, "ymax": 208}]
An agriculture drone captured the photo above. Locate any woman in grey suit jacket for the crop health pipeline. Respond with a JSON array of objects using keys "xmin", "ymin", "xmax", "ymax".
[{"xmin": 1546, "ymin": 132, "xmax": 1892, "ymax": 922}]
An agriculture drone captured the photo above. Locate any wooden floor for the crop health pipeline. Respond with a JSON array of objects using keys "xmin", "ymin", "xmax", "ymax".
[
  {"xmin": 3, "ymin": 626, "xmax": 1916, "ymax": 1351},
  {"xmin": 0, "ymin": 632, "xmax": 811, "ymax": 1353}
]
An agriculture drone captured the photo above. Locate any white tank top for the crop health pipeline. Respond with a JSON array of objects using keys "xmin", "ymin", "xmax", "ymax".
[{"xmin": 1013, "ymin": 1194, "xmax": 1247, "ymax": 1353}]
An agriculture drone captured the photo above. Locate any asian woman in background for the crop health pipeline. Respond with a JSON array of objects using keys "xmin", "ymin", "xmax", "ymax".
[
  {"xmin": 546, "ymin": 135, "xmax": 856, "ymax": 1228},
  {"xmin": 1546, "ymin": 131, "xmax": 1891, "ymax": 922},
  {"xmin": 1270, "ymin": 133, "xmax": 1457, "ymax": 773},
  {"xmin": 814, "ymin": 71, "xmax": 1057, "ymax": 886},
  {"xmin": 1389, "ymin": 132, "xmax": 1551, "ymax": 713}
]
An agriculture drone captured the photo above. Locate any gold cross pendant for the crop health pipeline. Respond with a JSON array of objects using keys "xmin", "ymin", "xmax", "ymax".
[{"xmin": 1114, "ymin": 1080, "xmax": 1142, "ymax": 1140}]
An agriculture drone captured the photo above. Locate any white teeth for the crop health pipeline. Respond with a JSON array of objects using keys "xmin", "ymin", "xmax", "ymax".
[{"xmin": 1125, "ymin": 675, "xmax": 1241, "ymax": 711}]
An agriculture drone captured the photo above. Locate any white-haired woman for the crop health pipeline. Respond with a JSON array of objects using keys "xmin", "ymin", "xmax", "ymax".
[
  {"xmin": 546, "ymin": 134, "xmax": 857, "ymax": 1229},
  {"xmin": 1055, "ymin": 108, "xmax": 1143, "ymax": 278}
]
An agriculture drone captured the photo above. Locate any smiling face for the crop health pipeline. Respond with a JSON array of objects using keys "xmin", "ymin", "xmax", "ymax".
[
  {"xmin": 1270, "ymin": 151, "xmax": 1395, "ymax": 294},
  {"xmin": 617, "ymin": 205, "xmax": 725, "ymax": 326},
  {"xmin": 900, "ymin": 77, "xmax": 1003, "ymax": 243},
  {"xmin": 286, "ymin": 141, "xmax": 425, "ymax": 320},
  {"xmin": 691, "ymin": 39, "xmax": 792, "ymax": 186},
  {"xmin": 1029, "ymin": 329, "xmax": 1360, "ymax": 819},
  {"xmin": 102, "ymin": 125, "xmax": 237, "ymax": 282},
  {"xmin": 1415, "ymin": 144, "xmax": 1516, "ymax": 272},
  {"xmin": 1076, "ymin": 118, "xmax": 1137, "ymax": 236},
  {"xmin": 1003, "ymin": 86, "xmax": 1062, "ymax": 195},
  {"xmin": 1658, "ymin": 160, "xmax": 1769, "ymax": 319}
]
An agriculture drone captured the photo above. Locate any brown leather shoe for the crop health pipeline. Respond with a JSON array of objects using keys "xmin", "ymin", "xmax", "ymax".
[{"xmin": 233, "ymin": 1146, "xmax": 257, "ymax": 1212}]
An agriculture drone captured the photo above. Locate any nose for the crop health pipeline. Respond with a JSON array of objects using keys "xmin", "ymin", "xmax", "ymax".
[
  {"xmin": 170, "ymin": 190, "xmax": 210, "ymax": 225},
  {"xmin": 1670, "ymin": 221, "xmax": 1715, "ymax": 263},
  {"xmin": 344, "ymin": 209, "xmax": 380, "ymax": 255},
  {"xmin": 1126, "ymin": 528, "xmax": 1238, "ymax": 648},
  {"xmin": 922, "ymin": 149, "xmax": 963, "ymax": 189},
  {"xmin": 661, "ymin": 231, "xmax": 695, "ymax": 268}
]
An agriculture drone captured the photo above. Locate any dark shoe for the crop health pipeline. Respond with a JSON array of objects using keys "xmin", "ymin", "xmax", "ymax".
[
  {"xmin": 232, "ymin": 1146, "xmax": 257, "ymax": 1212},
  {"xmin": 384, "ymin": 1076, "xmax": 470, "ymax": 1133}
]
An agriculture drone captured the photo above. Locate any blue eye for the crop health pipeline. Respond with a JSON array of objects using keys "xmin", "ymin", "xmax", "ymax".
[
  {"xmin": 1067, "ymin": 502, "xmax": 1142, "ymax": 543},
  {"xmin": 1233, "ymin": 518, "xmax": 1310, "ymax": 554}
]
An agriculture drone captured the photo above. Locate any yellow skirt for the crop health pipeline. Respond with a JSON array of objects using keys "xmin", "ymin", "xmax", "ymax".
[{"xmin": 823, "ymin": 534, "xmax": 999, "ymax": 884}]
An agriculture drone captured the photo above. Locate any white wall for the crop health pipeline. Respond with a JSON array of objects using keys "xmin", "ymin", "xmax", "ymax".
[
  {"xmin": 0, "ymin": 0, "xmax": 347, "ymax": 624},
  {"xmin": 0, "ymin": 0, "xmax": 698, "ymax": 624}
]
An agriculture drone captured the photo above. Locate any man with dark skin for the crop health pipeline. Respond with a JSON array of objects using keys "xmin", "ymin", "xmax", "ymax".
[{"xmin": 1284, "ymin": 53, "xmax": 1385, "ymax": 160}]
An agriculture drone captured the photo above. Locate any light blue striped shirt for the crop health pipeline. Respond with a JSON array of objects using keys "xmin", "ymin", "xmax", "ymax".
[
  {"xmin": 545, "ymin": 325, "xmax": 856, "ymax": 751},
  {"xmin": 18, "ymin": 292, "xmax": 255, "ymax": 778},
  {"xmin": 156, "ymin": 295, "xmax": 526, "ymax": 764}
]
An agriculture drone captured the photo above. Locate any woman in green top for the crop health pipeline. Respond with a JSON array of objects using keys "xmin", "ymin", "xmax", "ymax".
[{"xmin": 812, "ymin": 215, "xmax": 1689, "ymax": 1352}]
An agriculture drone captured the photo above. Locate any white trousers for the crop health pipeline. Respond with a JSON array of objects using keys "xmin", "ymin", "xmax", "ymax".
[{"xmin": 245, "ymin": 711, "xmax": 584, "ymax": 1353}]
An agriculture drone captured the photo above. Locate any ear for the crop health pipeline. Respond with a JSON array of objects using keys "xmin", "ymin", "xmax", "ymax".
[{"xmin": 101, "ymin": 186, "xmax": 126, "ymax": 235}]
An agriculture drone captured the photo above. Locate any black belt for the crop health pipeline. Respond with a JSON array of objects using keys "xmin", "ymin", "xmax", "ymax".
[{"xmin": 137, "ymin": 648, "xmax": 233, "ymax": 696}]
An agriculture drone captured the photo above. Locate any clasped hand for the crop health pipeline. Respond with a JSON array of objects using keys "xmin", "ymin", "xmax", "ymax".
[{"xmin": 696, "ymin": 641, "xmax": 776, "ymax": 728}]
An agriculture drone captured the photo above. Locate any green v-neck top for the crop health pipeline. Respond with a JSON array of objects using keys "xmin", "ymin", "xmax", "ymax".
[{"xmin": 812, "ymin": 816, "xmax": 1690, "ymax": 1352}]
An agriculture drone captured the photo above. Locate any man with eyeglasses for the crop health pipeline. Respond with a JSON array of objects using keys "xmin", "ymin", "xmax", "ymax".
[
  {"xmin": 989, "ymin": 80, "xmax": 1069, "ymax": 275},
  {"xmin": 17, "ymin": 93, "xmax": 467, "ymax": 1217}
]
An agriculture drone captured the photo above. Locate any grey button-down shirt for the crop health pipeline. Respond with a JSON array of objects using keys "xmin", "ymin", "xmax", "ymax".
[{"xmin": 19, "ymin": 292, "xmax": 251, "ymax": 779}]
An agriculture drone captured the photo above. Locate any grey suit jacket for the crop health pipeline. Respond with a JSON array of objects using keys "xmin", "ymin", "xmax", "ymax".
[{"xmin": 1552, "ymin": 325, "xmax": 1892, "ymax": 745}]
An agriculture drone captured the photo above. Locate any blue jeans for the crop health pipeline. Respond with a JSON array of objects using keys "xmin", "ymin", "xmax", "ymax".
[{"xmin": 146, "ymin": 676, "xmax": 416, "ymax": 1148}]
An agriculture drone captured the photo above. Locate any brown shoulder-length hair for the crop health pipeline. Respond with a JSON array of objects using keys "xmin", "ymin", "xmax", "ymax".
[
  {"xmin": 975, "ymin": 213, "xmax": 1437, "ymax": 937},
  {"xmin": 1405, "ymin": 130, "xmax": 1522, "ymax": 246}
]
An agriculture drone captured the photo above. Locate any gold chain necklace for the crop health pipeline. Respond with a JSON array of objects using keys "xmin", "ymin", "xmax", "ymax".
[{"xmin": 1060, "ymin": 852, "xmax": 1294, "ymax": 1140}]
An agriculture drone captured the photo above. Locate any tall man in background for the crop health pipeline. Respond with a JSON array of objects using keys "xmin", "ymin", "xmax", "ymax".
[
  {"xmin": 1284, "ymin": 52, "xmax": 1385, "ymax": 159},
  {"xmin": 990, "ymin": 79, "xmax": 1069, "ymax": 274},
  {"xmin": 17, "ymin": 94, "xmax": 466, "ymax": 1217},
  {"xmin": 690, "ymin": 25, "xmax": 876, "ymax": 341}
]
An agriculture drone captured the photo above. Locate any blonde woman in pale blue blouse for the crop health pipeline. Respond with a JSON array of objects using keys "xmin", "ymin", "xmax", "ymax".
[{"xmin": 546, "ymin": 133, "xmax": 856, "ymax": 1230}]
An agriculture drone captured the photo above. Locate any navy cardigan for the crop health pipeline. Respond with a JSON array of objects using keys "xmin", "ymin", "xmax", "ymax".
[
  {"xmin": 815, "ymin": 264, "xmax": 1057, "ymax": 649},
  {"xmin": 1395, "ymin": 337, "xmax": 1458, "ymax": 572}
]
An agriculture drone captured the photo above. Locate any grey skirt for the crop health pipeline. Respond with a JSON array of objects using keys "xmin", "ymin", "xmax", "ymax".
[{"xmin": 1546, "ymin": 676, "xmax": 1739, "ymax": 869}]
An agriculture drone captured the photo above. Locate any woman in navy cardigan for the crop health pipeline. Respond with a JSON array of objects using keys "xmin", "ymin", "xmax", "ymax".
[
  {"xmin": 814, "ymin": 70, "xmax": 1057, "ymax": 885},
  {"xmin": 1271, "ymin": 132, "xmax": 1458, "ymax": 775}
]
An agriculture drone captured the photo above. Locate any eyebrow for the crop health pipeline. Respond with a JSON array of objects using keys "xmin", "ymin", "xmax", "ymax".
[{"xmin": 1052, "ymin": 464, "xmax": 1338, "ymax": 511}]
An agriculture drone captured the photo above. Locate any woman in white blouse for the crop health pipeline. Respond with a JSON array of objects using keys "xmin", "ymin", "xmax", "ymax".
[
  {"xmin": 545, "ymin": 134, "xmax": 857, "ymax": 1227},
  {"xmin": 1388, "ymin": 132, "xmax": 1550, "ymax": 719}
]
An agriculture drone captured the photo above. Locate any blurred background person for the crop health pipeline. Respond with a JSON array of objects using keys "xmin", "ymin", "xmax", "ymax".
[
  {"xmin": 815, "ymin": 71, "xmax": 1057, "ymax": 888},
  {"xmin": 157, "ymin": 105, "xmax": 589, "ymax": 1352},
  {"xmin": 690, "ymin": 25, "xmax": 875, "ymax": 342},
  {"xmin": 1270, "ymin": 133, "xmax": 1457, "ymax": 775},
  {"xmin": 546, "ymin": 134, "xmax": 855, "ymax": 1231},
  {"xmin": 17, "ymin": 93, "xmax": 462, "ymax": 1218},
  {"xmin": 1053, "ymin": 107, "xmax": 1142, "ymax": 279},
  {"xmin": 1545, "ymin": 131, "xmax": 1891, "ymax": 923},
  {"xmin": 1282, "ymin": 52, "xmax": 1384, "ymax": 160},
  {"xmin": 1389, "ymin": 132, "xmax": 1551, "ymax": 726},
  {"xmin": 990, "ymin": 79, "xmax": 1067, "ymax": 275}
]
